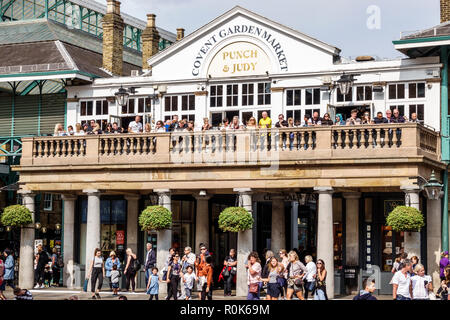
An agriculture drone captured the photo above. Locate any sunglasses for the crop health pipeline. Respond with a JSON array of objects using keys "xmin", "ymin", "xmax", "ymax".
[
  {"xmin": 317, "ymin": 262, "xmax": 322, "ymax": 265},
  {"xmin": 201, "ymin": 248, "xmax": 206, "ymax": 250}
]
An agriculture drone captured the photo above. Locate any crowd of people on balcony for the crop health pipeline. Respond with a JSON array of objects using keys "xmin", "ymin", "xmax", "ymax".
[{"xmin": 53, "ymin": 109, "xmax": 420, "ymax": 138}]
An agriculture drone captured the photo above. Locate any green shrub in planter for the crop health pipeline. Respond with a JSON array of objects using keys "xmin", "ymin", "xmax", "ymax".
[
  {"xmin": 218, "ymin": 207, "xmax": 253, "ymax": 233},
  {"xmin": 139, "ymin": 206, "xmax": 172, "ymax": 231},
  {"xmin": 1, "ymin": 205, "xmax": 33, "ymax": 227},
  {"xmin": 386, "ymin": 206, "xmax": 424, "ymax": 232}
]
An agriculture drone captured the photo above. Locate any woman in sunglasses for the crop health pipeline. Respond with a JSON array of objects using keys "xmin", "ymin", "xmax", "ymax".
[
  {"xmin": 314, "ymin": 259, "xmax": 328, "ymax": 300},
  {"xmin": 321, "ymin": 113, "xmax": 333, "ymax": 126},
  {"xmin": 166, "ymin": 253, "xmax": 181, "ymax": 300}
]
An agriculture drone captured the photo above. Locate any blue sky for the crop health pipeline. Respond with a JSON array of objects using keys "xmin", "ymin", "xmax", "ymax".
[{"xmin": 120, "ymin": 0, "xmax": 440, "ymax": 59}]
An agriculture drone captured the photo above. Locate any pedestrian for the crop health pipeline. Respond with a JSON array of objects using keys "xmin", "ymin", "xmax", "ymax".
[
  {"xmin": 3, "ymin": 249, "xmax": 15, "ymax": 291},
  {"xmin": 411, "ymin": 264, "xmax": 432, "ymax": 300},
  {"xmin": 0, "ymin": 255, "xmax": 5, "ymax": 300},
  {"xmin": 147, "ymin": 267, "xmax": 160, "ymax": 300},
  {"xmin": 277, "ymin": 249, "xmax": 289, "ymax": 299},
  {"xmin": 34, "ymin": 244, "xmax": 49, "ymax": 289},
  {"xmin": 183, "ymin": 265, "xmax": 196, "ymax": 300},
  {"xmin": 13, "ymin": 287, "xmax": 33, "ymax": 300},
  {"xmin": 105, "ymin": 251, "xmax": 121, "ymax": 291},
  {"xmin": 392, "ymin": 259, "xmax": 413, "ymax": 300},
  {"xmin": 353, "ymin": 278, "xmax": 377, "ymax": 300},
  {"xmin": 50, "ymin": 248, "xmax": 60, "ymax": 287},
  {"xmin": 124, "ymin": 248, "xmax": 139, "ymax": 293},
  {"xmin": 286, "ymin": 250, "xmax": 307, "ymax": 300},
  {"xmin": 303, "ymin": 255, "xmax": 317, "ymax": 299},
  {"xmin": 246, "ymin": 251, "xmax": 262, "ymax": 300},
  {"xmin": 222, "ymin": 249, "xmax": 237, "ymax": 296},
  {"xmin": 180, "ymin": 246, "xmax": 196, "ymax": 299},
  {"xmin": 440, "ymin": 251, "xmax": 449, "ymax": 281},
  {"xmin": 200, "ymin": 256, "xmax": 213, "ymax": 300},
  {"xmin": 437, "ymin": 266, "xmax": 450, "ymax": 300},
  {"xmin": 195, "ymin": 245, "xmax": 210, "ymax": 300},
  {"xmin": 166, "ymin": 252, "xmax": 181, "ymax": 300},
  {"xmin": 261, "ymin": 257, "xmax": 284, "ymax": 300},
  {"xmin": 163, "ymin": 248, "xmax": 175, "ymax": 297},
  {"xmin": 110, "ymin": 264, "xmax": 121, "ymax": 296},
  {"xmin": 144, "ymin": 243, "xmax": 156, "ymax": 289},
  {"xmin": 88, "ymin": 248, "xmax": 105, "ymax": 299},
  {"xmin": 411, "ymin": 256, "xmax": 419, "ymax": 273},
  {"xmin": 314, "ymin": 259, "xmax": 327, "ymax": 300}
]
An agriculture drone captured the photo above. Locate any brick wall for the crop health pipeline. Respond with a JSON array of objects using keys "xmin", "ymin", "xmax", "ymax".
[{"xmin": 442, "ymin": 0, "xmax": 450, "ymax": 23}]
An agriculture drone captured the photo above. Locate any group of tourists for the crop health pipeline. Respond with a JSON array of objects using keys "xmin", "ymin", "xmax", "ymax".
[{"xmin": 33, "ymin": 244, "xmax": 63, "ymax": 289}]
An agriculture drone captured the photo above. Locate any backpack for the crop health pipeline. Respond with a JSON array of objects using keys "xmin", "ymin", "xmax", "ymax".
[
  {"xmin": 57, "ymin": 256, "xmax": 64, "ymax": 268},
  {"xmin": 133, "ymin": 258, "xmax": 141, "ymax": 272}
]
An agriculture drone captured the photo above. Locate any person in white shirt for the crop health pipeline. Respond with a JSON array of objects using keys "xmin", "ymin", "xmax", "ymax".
[
  {"xmin": 128, "ymin": 116, "xmax": 143, "ymax": 134},
  {"xmin": 411, "ymin": 264, "xmax": 433, "ymax": 300},
  {"xmin": 303, "ymin": 255, "xmax": 317, "ymax": 300},
  {"xmin": 179, "ymin": 246, "xmax": 196, "ymax": 299},
  {"xmin": 392, "ymin": 259, "xmax": 413, "ymax": 300},
  {"xmin": 182, "ymin": 266, "xmax": 197, "ymax": 300}
]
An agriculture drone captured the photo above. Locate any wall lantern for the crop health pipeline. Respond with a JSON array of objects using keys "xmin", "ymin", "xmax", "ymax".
[
  {"xmin": 114, "ymin": 86, "xmax": 140, "ymax": 107},
  {"xmin": 35, "ymin": 222, "xmax": 42, "ymax": 230},
  {"xmin": 337, "ymin": 73, "xmax": 357, "ymax": 96},
  {"xmin": 423, "ymin": 171, "xmax": 443, "ymax": 200},
  {"xmin": 55, "ymin": 223, "xmax": 62, "ymax": 231},
  {"xmin": 41, "ymin": 227, "xmax": 47, "ymax": 234}
]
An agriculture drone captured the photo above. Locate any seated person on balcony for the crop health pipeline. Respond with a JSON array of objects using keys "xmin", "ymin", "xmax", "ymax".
[
  {"xmin": 86, "ymin": 120, "xmax": 96, "ymax": 134},
  {"xmin": 128, "ymin": 116, "xmax": 143, "ymax": 134},
  {"xmin": 177, "ymin": 119, "xmax": 187, "ymax": 131},
  {"xmin": 361, "ymin": 112, "xmax": 373, "ymax": 125},
  {"xmin": 409, "ymin": 113, "xmax": 419, "ymax": 123},
  {"xmin": 92, "ymin": 123, "xmax": 102, "ymax": 135},
  {"xmin": 275, "ymin": 114, "xmax": 288, "ymax": 149},
  {"xmin": 385, "ymin": 110, "xmax": 393, "ymax": 122},
  {"xmin": 67, "ymin": 125, "xmax": 74, "ymax": 136},
  {"xmin": 373, "ymin": 112, "xmax": 388, "ymax": 124},
  {"xmin": 321, "ymin": 113, "xmax": 334, "ymax": 126},
  {"xmin": 202, "ymin": 118, "xmax": 212, "ymax": 131},
  {"xmin": 111, "ymin": 122, "xmax": 123, "ymax": 134},
  {"xmin": 345, "ymin": 109, "xmax": 361, "ymax": 126},
  {"xmin": 74, "ymin": 123, "xmax": 85, "ymax": 136},
  {"xmin": 390, "ymin": 109, "xmax": 406, "ymax": 123},
  {"xmin": 153, "ymin": 121, "xmax": 166, "ymax": 133},
  {"xmin": 303, "ymin": 114, "xmax": 311, "ymax": 127},
  {"xmin": 169, "ymin": 115, "xmax": 180, "ymax": 132},
  {"xmin": 230, "ymin": 116, "xmax": 243, "ymax": 130},
  {"xmin": 310, "ymin": 112, "xmax": 322, "ymax": 126},
  {"xmin": 259, "ymin": 111, "xmax": 272, "ymax": 129},
  {"xmin": 184, "ymin": 121, "xmax": 195, "ymax": 132},
  {"xmin": 144, "ymin": 123, "xmax": 152, "ymax": 133},
  {"xmin": 221, "ymin": 118, "xmax": 230, "ymax": 130},
  {"xmin": 53, "ymin": 123, "xmax": 67, "ymax": 137},
  {"xmin": 335, "ymin": 114, "xmax": 345, "ymax": 126}
]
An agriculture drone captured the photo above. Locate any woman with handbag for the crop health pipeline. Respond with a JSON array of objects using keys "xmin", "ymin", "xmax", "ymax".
[
  {"xmin": 286, "ymin": 251, "xmax": 307, "ymax": 300},
  {"xmin": 246, "ymin": 251, "xmax": 262, "ymax": 300},
  {"xmin": 124, "ymin": 248, "xmax": 138, "ymax": 293},
  {"xmin": 314, "ymin": 259, "xmax": 328, "ymax": 300},
  {"xmin": 223, "ymin": 249, "xmax": 237, "ymax": 296},
  {"xmin": 261, "ymin": 257, "xmax": 284, "ymax": 300},
  {"xmin": 88, "ymin": 248, "xmax": 105, "ymax": 300},
  {"xmin": 105, "ymin": 251, "xmax": 121, "ymax": 292},
  {"xmin": 166, "ymin": 253, "xmax": 182, "ymax": 300}
]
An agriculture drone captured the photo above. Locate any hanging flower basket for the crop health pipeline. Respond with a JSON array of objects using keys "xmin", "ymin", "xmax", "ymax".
[
  {"xmin": 139, "ymin": 205, "xmax": 172, "ymax": 231},
  {"xmin": 386, "ymin": 205, "xmax": 424, "ymax": 232},
  {"xmin": 1, "ymin": 205, "xmax": 33, "ymax": 228},
  {"xmin": 218, "ymin": 207, "xmax": 253, "ymax": 233}
]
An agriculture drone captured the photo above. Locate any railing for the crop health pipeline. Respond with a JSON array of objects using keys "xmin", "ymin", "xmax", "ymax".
[{"xmin": 19, "ymin": 124, "xmax": 440, "ymax": 167}]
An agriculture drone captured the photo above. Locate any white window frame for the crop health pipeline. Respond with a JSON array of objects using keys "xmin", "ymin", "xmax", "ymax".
[
  {"xmin": 305, "ymin": 88, "xmax": 321, "ymax": 106},
  {"xmin": 356, "ymin": 85, "xmax": 373, "ymax": 102},
  {"xmin": 43, "ymin": 193, "xmax": 53, "ymax": 211},
  {"xmin": 79, "ymin": 99, "xmax": 110, "ymax": 127}
]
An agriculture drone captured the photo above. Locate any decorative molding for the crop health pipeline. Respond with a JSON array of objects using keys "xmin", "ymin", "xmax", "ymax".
[
  {"xmin": 271, "ymin": 87, "xmax": 285, "ymax": 92},
  {"xmin": 194, "ymin": 91, "xmax": 208, "ymax": 96},
  {"xmin": 426, "ymin": 78, "xmax": 441, "ymax": 83}
]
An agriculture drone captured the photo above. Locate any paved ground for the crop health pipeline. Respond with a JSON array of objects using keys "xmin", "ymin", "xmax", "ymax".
[{"xmin": 1, "ymin": 287, "xmax": 393, "ymax": 300}]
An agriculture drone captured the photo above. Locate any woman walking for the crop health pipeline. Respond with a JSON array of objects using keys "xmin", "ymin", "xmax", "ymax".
[
  {"xmin": 314, "ymin": 259, "xmax": 328, "ymax": 300},
  {"xmin": 124, "ymin": 248, "xmax": 138, "ymax": 293},
  {"xmin": 411, "ymin": 264, "xmax": 433, "ymax": 300},
  {"xmin": 88, "ymin": 248, "xmax": 105, "ymax": 299},
  {"xmin": 223, "ymin": 249, "xmax": 237, "ymax": 296},
  {"xmin": 278, "ymin": 249, "xmax": 289, "ymax": 299},
  {"xmin": 105, "ymin": 251, "xmax": 121, "ymax": 291},
  {"xmin": 261, "ymin": 257, "xmax": 284, "ymax": 300},
  {"xmin": 50, "ymin": 248, "xmax": 60, "ymax": 287},
  {"xmin": 286, "ymin": 251, "xmax": 307, "ymax": 300},
  {"xmin": 304, "ymin": 255, "xmax": 317, "ymax": 299},
  {"xmin": 3, "ymin": 249, "xmax": 15, "ymax": 291},
  {"xmin": 166, "ymin": 253, "xmax": 182, "ymax": 300},
  {"xmin": 246, "ymin": 251, "xmax": 262, "ymax": 300}
]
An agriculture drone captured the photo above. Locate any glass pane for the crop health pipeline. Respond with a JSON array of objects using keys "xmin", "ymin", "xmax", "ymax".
[
  {"xmin": 122, "ymin": 104, "xmax": 128, "ymax": 114},
  {"xmin": 233, "ymin": 85, "xmax": 238, "ymax": 94},
  {"xmin": 249, "ymin": 95, "xmax": 254, "ymax": 106},
  {"xmin": 227, "ymin": 85, "xmax": 232, "ymax": 96},
  {"xmin": 138, "ymin": 98, "xmax": 144, "ymax": 113},
  {"xmin": 409, "ymin": 83, "xmax": 417, "ymax": 99},
  {"xmin": 365, "ymin": 86, "xmax": 372, "ymax": 101},
  {"xmin": 286, "ymin": 110, "xmax": 293, "ymax": 119},
  {"xmin": 182, "ymin": 95, "xmax": 188, "ymax": 111},
  {"xmin": 345, "ymin": 87, "xmax": 353, "ymax": 101},
  {"xmin": 249, "ymin": 84, "xmax": 254, "ymax": 94},
  {"xmin": 242, "ymin": 96, "xmax": 248, "ymax": 106},
  {"xmin": 145, "ymin": 99, "xmax": 151, "ymax": 113},
  {"xmin": 314, "ymin": 89, "xmax": 320, "ymax": 104},
  {"xmin": 295, "ymin": 90, "xmax": 301, "ymax": 105},
  {"xmin": 242, "ymin": 84, "xmax": 248, "ymax": 95},
  {"xmin": 87, "ymin": 101, "xmax": 93, "ymax": 115},
  {"xmin": 217, "ymin": 96, "xmax": 223, "ymax": 107},
  {"xmin": 233, "ymin": 96, "xmax": 238, "ymax": 106},
  {"xmin": 103, "ymin": 100, "xmax": 109, "ymax": 115},
  {"xmin": 266, "ymin": 94, "xmax": 271, "ymax": 105},
  {"xmin": 217, "ymin": 85, "xmax": 223, "ymax": 96},
  {"xmin": 294, "ymin": 110, "xmax": 301, "ymax": 121},
  {"xmin": 389, "ymin": 85, "xmax": 396, "ymax": 100},
  {"xmin": 337, "ymin": 88, "xmax": 344, "ymax": 102},
  {"xmin": 357, "ymin": 87, "xmax": 364, "ymax": 101},
  {"xmin": 417, "ymin": 83, "xmax": 425, "ymax": 98},
  {"xmin": 417, "ymin": 104, "xmax": 424, "ymax": 120},
  {"xmin": 81, "ymin": 102, "xmax": 87, "ymax": 116},
  {"xmin": 189, "ymin": 95, "xmax": 195, "ymax": 110},
  {"xmin": 165, "ymin": 97, "xmax": 171, "ymax": 112},
  {"xmin": 409, "ymin": 105, "xmax": 416, "ymax": 118},
  {"xmin": 211, "ymin": 86, "xmax": 216, "ymax": 96},
  {"xmin": 172, "ymin": 96, "xmax": 178, "ymax": 111},
  {"xmin": 129, "ymin": 99, "xmax": 135, "ymax": 114},
  {"xmin": 397, "ymin": 84, "xmax": 405, "ymax": 99},
  {"xmin": 210, "ymin": 97, "xmax": 216, "ymax": 108},
  {"xmin": 96, "ymin": 101, "xmax": 102, "ymax": 115},
  {"xmin": 227, "ymin": 96, "xmax": 232, "ymax": 106},
  {"xmin": 258, "ymin": 83, "xmax": 264, "ymax": 94},
  {"xmin": 287, "ymin": 90, "xmax": 293, "ymax": 106}
]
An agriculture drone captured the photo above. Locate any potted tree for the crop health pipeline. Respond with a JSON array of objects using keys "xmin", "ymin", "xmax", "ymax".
[
  {"xmin": 1, "ymin": 205, "xmax": 33, "ymax": 229},
  {"xmin": 218, "ymin": 207, "xmax": 254, "ymax": 233},
  {"xmin": 386, "ymin": 205, "xmax": 425, "ymax": 232},
  {"xmin": 139, "ymin": 205, "xmax": 172, "ymax": 231}
]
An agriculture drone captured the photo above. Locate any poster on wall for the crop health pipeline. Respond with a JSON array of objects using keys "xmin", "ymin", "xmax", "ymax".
[
  {"xmin": 34, "ymin": 239, "xmax": 43, "ymax": 254},
  {"xmin": 116, "ymin": 230, "xmax": 125, "ymax": 245}
]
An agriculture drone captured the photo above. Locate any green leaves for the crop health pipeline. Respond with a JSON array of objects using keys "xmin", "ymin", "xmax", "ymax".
[
  {"xmin": 1, "ymin": 205, "xmax": 33, "ymax": 227},
  {"xmin": 139, "ymin": 206, "xmax": 172, "ymax": 231},
  {"xmin": 386, "ymin": 205, "xmax": 425, "ymax": 232},
  {"xmin": 218, "ymin": 207, "xmax": 254, "ymax": 233}
]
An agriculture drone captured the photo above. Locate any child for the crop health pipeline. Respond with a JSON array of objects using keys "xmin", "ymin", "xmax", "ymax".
[
  {"xmin": 110, "ymin": 264, "xmax": 121, "ymax": 296},
  {"xmin": 44, "ymin": 264, "xmax": 52, "ymax": 287},
  {"xmin": 13, "ymin": 287, "xmax": 33, "ymax": 300},
  {"xmin": 183, "ymin": 265, "xmax": 196, "ymax": 300},
  {"xmin": 147, "ymin": 267, "xmax": 160, "ymax": 300}
]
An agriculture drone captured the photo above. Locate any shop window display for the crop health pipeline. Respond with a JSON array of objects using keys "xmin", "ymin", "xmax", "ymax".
[{"xmin": 333, "ymin": 223, "xmax": 343, "ymax": 270}]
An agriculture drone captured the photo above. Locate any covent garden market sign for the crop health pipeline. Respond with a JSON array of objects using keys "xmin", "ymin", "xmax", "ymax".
[{"xmin": 192, "ymin": 24, "xmax": 289, "ymax": 77}]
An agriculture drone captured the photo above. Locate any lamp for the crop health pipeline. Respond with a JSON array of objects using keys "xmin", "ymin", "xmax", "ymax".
[
  {"xmin": 6, "ymin": 226, "xmax": 11, "ymax": 232},
  {"xmin": 114, "ymin": 86, "xmax": 129, "ymax": 107},
  {"xmin": 423, "ymin": 171, "xmax": 443, "ymax": 200},
  {"xmin": 41, "ymin": 227, "xmax": 47, "ymax": 234},
  {"xmin": 337, "ymin": 73, "xmax": 356, "ymax": 96},
  {"xmin": 55, "ymin": 223, "xmax": 62, "ymax": 231},
  {"xmin": 35, "ymin": 222, "xmax": 42, "ymax": 230}
]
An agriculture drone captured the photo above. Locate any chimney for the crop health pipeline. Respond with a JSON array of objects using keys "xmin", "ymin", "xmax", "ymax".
[
  {"xmin": 102, "ymin": 0, "xmax": 125, "ymax": 76},
  {"xmin": 442, "ymin": 0, "xmax": 450, "ymax": 23},
  {"xmin": 176, "ymin": 28, "xmax": 185, "ymax": 41},
  {"xmin": 142, "ymin": 14, "xmax": 160, "ymax": 70}
]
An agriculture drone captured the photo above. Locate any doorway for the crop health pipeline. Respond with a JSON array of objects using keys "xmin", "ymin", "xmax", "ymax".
[{"xmin": 335, "ymin": 105, "xmax": 371, "ymax": 121}]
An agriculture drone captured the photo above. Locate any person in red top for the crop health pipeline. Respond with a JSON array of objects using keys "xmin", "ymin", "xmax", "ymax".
[
  {"xmin": 195, "ymin": 245, "xmax": 209, "ymax": 300},
  {"xmin": 201, "ymin": 256, "xmax": 213, "ymax": 300}
]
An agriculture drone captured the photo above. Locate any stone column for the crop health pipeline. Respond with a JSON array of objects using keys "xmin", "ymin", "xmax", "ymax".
[
  {"xmin": 271, "ymin": 196, "xmax": 285, "ymax": 255},
  {"xmin": 154, "ymin": 189, "xmax": 171, "ymax": 295},
  {"xmin": 83, "ymin": 189, "xmax": 101, "ymax": 292},
  {"xmin": 290, "ymin": 201, "xmax": 299, "ymax": 250},
  {"xmin": 314, "ymin": 187, "xmax": 335, "ymax": 299},
  {"xmin": 427, "ymin": 192, "xmax": 443, "ymax": 289},
  {"xmin": 343, "ymin": 193, "xmax": 361, "ymax": 266},
  {"xmin": 62, "ymin": 194, "xmax": 77, "ymax": 289},
  {"xmin": 125, "ymin": 195, "xmax": 140, "ymax": 254},
  {"xmin": 195, "ymin": 194, "xmax": 211, "ymax": 251},
  {"xmin": 18, "ymin": 190, "xmax": 35, "ymax": 289},
  {"xmin": 234, "ymin": 188, "xmax": 253, "ymax": 297},
  {"xmin": 401, "ymin": 186, "xmax": 421, "ymax": 260}
]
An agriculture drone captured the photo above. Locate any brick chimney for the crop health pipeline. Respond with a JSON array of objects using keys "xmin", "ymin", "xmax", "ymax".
[
  {"xmin": 442, "ymin": 0, "xmax": 450, "ymax": 23},
  {"xmin": 176, "ymin": 28, "xmax": 185, "ymax": 41},
  {"xmin": 102, "ymin": 0, "xmax": 124, "ymax": 76},
  {"xmin": 142, "ymin": 14, "xmax": 160, "ymax": 70}
]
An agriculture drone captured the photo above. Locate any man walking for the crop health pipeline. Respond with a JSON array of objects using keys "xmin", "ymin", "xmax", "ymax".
[
  {"xmin": 353, "ymin": 278, "xmax": 377, "ymax": 300},
  {"xmin": 392, "ymin": 259, "xmax": 413, "ymax": 300},
  {"xmin": 144, "ymin": 243, "xmax": 156, "ymax": 287}
]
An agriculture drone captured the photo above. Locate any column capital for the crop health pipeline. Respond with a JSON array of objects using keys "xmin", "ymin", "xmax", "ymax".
[
  {"xmin": 154, "ymin": 189, "xmax": 171, "ymax": 195},
  {"xmin": 400, "ymin": 185, "xmax": 421, "ymax": 194},
  {"xmin": 61, "ymin": 194, "xmax": 77, "ymax": 201},
  {"xmin": 233, "ymin": 188, "xmax": 253, "ymax": 195},
  {"xmin": 124, "ymin": 195, "xmax": 141, "ymax": 201},
  {"xmin": 343, "ymin": 192, "xmax": 362, "ymax": 200},
  {"xmin": 314, "ymin": 187, "xmax": 334, "ymax": 194},
  {"xmin": 17, "ymin": 190, "xmax": 36, "ymax": 197},
  {"xmin": 83, "ymin": 189, "xmax": 101, "ymax": 196}
]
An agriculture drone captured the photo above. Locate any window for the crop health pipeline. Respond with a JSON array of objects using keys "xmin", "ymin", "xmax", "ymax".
[
  {"xmin": 181, "ymin": 114, "xmax": 196, "ymax": 122},
  {"xmin": 181, "ymin": 95, "xmax": 195, "ymax": 111},
  {"xmin": 165, "ymin": 96, "xmax": 178, "ymax": 112},
  {"xmin": 388, "ymin": 84, "xmax": 405, "ymax": 100},
  {"xmin": 258, "ymin": 82, "xmax": 271, "ymax": 105},
  {"xmin": 409, "ymin": 104, "xmax": 424, "ymax": 121},
  {"xmin": 138, "ymin": 98, "xmax": 151, "ymax": 113},
  {"xmin": 286, "ymin": 89, "xmax": 301, "ymax": 106},
  {"xmin": 409, "ymin": 83, "xmax": 426, "ymax": 99},
  {"xmin": 226, "ymin": 84, "xmax": 239, "ymax": 107},
  {"xmin": 43, "ymin": 193, "xmax": 53, "ymax": 211},
  {"xmin": 356, "ymin": 86, "xmax": 373, "ymax": 101},
  {"xmin": 286, "ymin": 109, "xmax": 301, "ymax": 122},
  {"xmin": 242, "ymin": 84, "xmax": 254, "ymax": 106},
  {"xmin": 96, "ymin": 100, "xmax": 108, "ymax": 115},
  {"xmin": 390, "ymin": 105, "xmax": 405, "ymax": 116},
  {"xmin": 210, "ymin": 85, "xmax": 223, "ymax": 107},
  {"xmin": 305, "ymin": 88, "xmax": 320, "ymax": 105},
  {"xmin": 337, "ymin": 87, "xmax": 353, "ymax": 102},
  {"xmin": 80, "ymin": 101, "xmax": 93, "ymax": 116}
]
